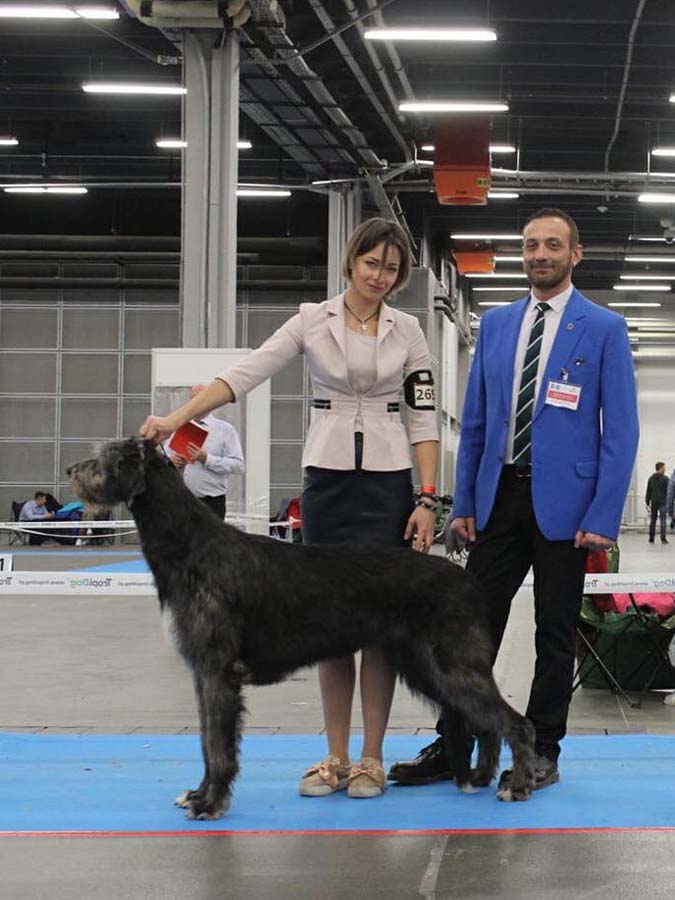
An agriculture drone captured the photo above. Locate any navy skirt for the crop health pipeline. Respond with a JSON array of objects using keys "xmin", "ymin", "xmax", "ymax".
[{"xmin": 301, "ymin": 435, "xmax": 414, "ymax": 549}]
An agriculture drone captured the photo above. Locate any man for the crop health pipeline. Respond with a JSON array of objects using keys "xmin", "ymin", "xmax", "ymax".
[
  {"xmin": 389, "ymin": 208, "xmax": 639, "ymax": 790},
  {"xmin": 168, "ymin": 385, "xmax": 245, "ymax": 520},
  {"xmin": 19, "ymin": 491, "xmax": 54, "ymax": 546},
  {"xmin": 667, "ymin": 466, "xmax": 675, "ymax": 532},
  {"xmin": 645, "ymin": 462, "xmax": 669, "ymax": 544}
]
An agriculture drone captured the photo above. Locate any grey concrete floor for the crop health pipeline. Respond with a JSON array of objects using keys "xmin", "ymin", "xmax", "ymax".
[{"xmin": 1, "ymin": 533, "xmax": 675, "ymax": 898}]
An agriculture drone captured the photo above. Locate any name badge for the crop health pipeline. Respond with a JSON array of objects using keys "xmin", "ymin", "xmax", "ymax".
[{"xmin": 545, "ymin": 380, "xmax": 581, "ymax": 411}]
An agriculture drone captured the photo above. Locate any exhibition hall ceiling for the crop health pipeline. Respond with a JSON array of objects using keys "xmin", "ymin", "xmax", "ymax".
[{"xmin": 2, "ymin": 0, "xmax": 675, "ymax": 324}]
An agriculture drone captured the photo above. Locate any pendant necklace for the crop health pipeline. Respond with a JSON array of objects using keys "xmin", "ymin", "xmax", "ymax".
[{"xmin": 344, "ymin": 300, "xmax": 380, "ymax": 334}]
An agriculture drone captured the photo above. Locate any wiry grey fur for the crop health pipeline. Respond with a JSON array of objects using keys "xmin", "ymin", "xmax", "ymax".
[{"xmin": 68, "ymin": 438, "xmax": 535, "ymax": 819}]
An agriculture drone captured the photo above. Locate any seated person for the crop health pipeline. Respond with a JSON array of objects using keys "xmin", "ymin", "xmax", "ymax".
[{"xmin": 19, "ymin": 491, "xmax": 54, "ymax": 546}]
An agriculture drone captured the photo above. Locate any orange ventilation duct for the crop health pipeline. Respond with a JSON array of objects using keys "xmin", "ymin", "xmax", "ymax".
[
  {"xmin": 432, "ymin": 117, "xmax": 491, "ymax": 205},
  {"xmin": 453, "ymin": 251, "xmax": 495, "ymax": 275}
]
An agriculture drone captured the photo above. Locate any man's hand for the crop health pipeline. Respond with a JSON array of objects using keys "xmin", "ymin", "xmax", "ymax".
[
  {"xmin": 170, "ymin": 453, "xmax": 188, "ymax": 469},
  {"xmin": 185, "ymin": 442, "xmax": 207, "ymax": 464},
  {"xmin": 574, "ymin": 530, "xmax": 614, "ymax": 551},
  {"xmin": 450, "ymin": 516, "xmax": 476, "ymax": 544}
]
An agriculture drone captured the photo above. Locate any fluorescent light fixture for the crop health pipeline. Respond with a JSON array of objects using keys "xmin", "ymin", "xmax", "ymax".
[
  {"xmin": 4, "ymin": 185, "xmax": 88, "ymax": 194},
  {"xmin": 451, "ymin": 232, "xmax": 521, "ymax": 240},
  {"xmin": 236, "ymin": 189, "xmax": 291, "ymax": 197},
  {"xmin": 652, "ymin": 147, "xmax": 675, "ymax": 157},
  {"xmin": 477, "ymin": 301, "xmax": 511, "ymax": 306},
  {"xmin": 631, "ymin": 236, "xmax": 669, "ymax": 241},
  {"xmin": 74, "ymin": 6, "xmax": 119, "ymax": 18},
  {"xmin": 465, "ymin": 272, "xmax": 528, "ymax": 279},
  {"xmin": 619, "ymin": 274, "xmax": 675, "ymax": 280},
  {"xmin": 416, "ymin": 159, "xmax": 434, "ymax": 166},
  {"xmin": 0, "ymin": 137, "xmax": 18, "ymax": 146},
  {"xmin": 365, "ymin": 28, "xmax": 497, "ymax": 42},
  {"xmin": 237, "ymin": 140, "xmax": 252, "ymax": 150},
  {"xmin": 83, "ymin": 83, "xmax": 186, "ymax": 95},
  {"xmin": 487, "ymin": 191, "xmax": 519, "ymax": 199},
  {"xmin": 399, "ymin": 101, "xmax": 508, "ymax": 114},
  {"xmin": 624, "ymin": 256, "xmax": 675, "ymax": 262},
  {"xmin": 612, "ymin": 284, "xmax": 670, "ymax": 291},
  {"xmin": 494, "ymin": 255, "xmax": 523, "ymax": 261},
  {"xmin": 632, "ymin": 330, "xmax": 675, "ymax": 337},
  {"xmin": 311, "ymin": 177, "xmax": 357, "ymax": 185},
  {"xmin": 0, "ymin": 5, "xmax": 118, "ymax": 17},
  {"xmin": 472, "ymin": 286, "xmax": 529, "ymax": 292},
  {"xmin": 609, "ymin": 302, "xmax": 662, "ymax": 308},
  {"xmin": 421, "ymin": 144, "xmax": 435, "ymax": 152},
  {"xmin": 489, "ymin": 143, "xmax": 516, "ymax": 154},
  {"xmin": 156, "ymin": 139, "xmax": 186, "ymax": 149},
  {"xmin": 670, "ymin": 94, "xmax": 675, "ymax": 104},
  {"xmin": 638, "ymin": 192, "xmax": 675, "ymax": 204}
]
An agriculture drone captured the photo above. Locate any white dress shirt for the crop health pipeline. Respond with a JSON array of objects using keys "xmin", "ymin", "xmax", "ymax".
[
  {"xmin": 504, "ymin": 285, "xmax": 573, "ymax": 463},
  {"xmin": 176, "ymin": 413, "xmax": 245, "ymax": 499}
]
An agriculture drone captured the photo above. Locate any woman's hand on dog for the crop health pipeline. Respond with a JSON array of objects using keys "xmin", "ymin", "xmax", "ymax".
[
  {"xmin": 450, "ymin": 516, "xmax": 476, "ymax": 544},
  {"xmin": 405, "ymin": 506, "xmax": 436, "ymax": 553},
  {"xmin": 139, "ymin": 415, "xmax": 180, "ymax": 443}
]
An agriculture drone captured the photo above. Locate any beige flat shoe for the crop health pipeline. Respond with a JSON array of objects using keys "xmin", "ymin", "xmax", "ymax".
[
  {"xmin": 298, "ymin": 755, "xmax": 351, "ymax": 797},
  {"xmin": 347, "ymin": 757, "xmax": 387, "ymax": 798}
]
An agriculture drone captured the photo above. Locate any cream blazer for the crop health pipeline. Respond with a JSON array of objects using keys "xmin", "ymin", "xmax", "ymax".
[{"xmin": 218, "ymin": 294, "xmax": 439, "ymax": 471}]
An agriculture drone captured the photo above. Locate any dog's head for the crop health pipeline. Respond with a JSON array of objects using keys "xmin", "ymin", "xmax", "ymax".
[{"xmin": 67, "ymin": 437, "xmax": 157, "ymax": 508}]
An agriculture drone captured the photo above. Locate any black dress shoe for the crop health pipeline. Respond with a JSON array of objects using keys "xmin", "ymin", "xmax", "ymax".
[
  {"xmin": 662, "ymin": 538, "xmax": 669, "ymax": 544},
  {"xmin": 387, "ymin": 737, "xmax": 454, "ymax": 785}
]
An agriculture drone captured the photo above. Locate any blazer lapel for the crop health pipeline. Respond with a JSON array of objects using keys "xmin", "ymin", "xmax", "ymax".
[
  {"xmin": 500, "ymin": 297, "xmax": 530, "ymax": 413},
  {"xmin": 533, "ymin": 288, "xmax": 587, "ymax": 421},
  {"xmin": 376, "ymin": 300, "xmax": 395, "ymax": 349},
  {"xmin": 326, "ymin": 293, "xmax": 347, "ymax": 358}
]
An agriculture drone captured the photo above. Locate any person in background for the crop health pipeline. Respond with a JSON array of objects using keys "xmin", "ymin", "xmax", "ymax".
[
  {"xmin": 140, "ymin": 217, "xmax": 439, "ymax": 801},
  {"xmin": 167, "ymin": 384, "xmax": 245, "ymax": 521},
  {"xmin": 19, "ymin": 491, "xmax": 54, "ymax": 546},
  {"xmin": 666, "ymin": 465, "xmax": 675, "ymax": 533},
  {"xmin": 388, "ymin": 207, "xmax": 639, "ymax": 792},
  {"xmin": 646, "ymin": 461, "xmax": 669, "ymax": 545}
]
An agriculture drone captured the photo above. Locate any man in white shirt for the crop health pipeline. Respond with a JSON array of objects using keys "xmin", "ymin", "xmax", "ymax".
[{"xmin": 168, "ymin": 385, "xmax": 245, "ymax": 520}]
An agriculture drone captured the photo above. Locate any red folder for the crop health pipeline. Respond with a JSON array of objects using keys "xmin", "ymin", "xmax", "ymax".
[{"xmin": 168, "ymin": 420, "xmax": 209, "ymax": 457}]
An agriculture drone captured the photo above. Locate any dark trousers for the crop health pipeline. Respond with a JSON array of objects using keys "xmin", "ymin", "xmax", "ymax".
[
  {"xmin": 199, "ymin": 494, "xmax": 226, "ymax": 520},
  {"xmin": 439, "ymin": 467, "xmax": 587, "ymax": 761},
  {"xmin": 649, "ymin": 503, "xmax": 667, "ymax": 541}
]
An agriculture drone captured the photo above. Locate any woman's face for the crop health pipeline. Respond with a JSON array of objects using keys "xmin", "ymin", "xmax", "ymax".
[{"xmin": 349, "ymin": 241, "xmax": 401, "ymax": 303}]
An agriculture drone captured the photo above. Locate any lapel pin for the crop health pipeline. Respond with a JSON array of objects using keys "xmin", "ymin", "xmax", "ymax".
[{"xmin": 566, "ymin": 323, "xmax": 575, "ymax": 331}]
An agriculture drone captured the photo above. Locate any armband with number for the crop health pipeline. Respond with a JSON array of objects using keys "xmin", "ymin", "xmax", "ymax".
[{"xmin": 404, "ymin": 369, "xmax": 436, "ymax": 411}]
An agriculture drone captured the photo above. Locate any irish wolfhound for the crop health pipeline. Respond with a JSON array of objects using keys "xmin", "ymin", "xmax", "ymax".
[{"xmin": 68, "ymin": 438, "xmax": 535, "ymax": 820}]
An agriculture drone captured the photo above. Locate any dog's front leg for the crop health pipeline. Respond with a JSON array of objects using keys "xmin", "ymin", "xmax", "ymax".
[
  {"xmin": 184, "ymin": 671, "xmax": 245, "ymax": 821},
  {"xmin": 175, "ymin": 671, "xmax": 210, "ymax": 810}
]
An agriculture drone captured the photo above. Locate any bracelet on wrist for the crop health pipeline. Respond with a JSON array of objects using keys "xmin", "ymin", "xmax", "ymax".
[{"xmin": 420, "ymin": 485, "xmax": 437, "ymax": 495}]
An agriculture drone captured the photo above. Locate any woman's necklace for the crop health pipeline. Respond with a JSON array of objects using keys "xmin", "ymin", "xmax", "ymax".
[{"xmin": 344, "ymin": 300, "xmax": 380, "ymax": 334}]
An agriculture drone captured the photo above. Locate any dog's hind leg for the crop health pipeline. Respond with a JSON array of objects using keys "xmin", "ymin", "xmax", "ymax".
[
  {"xmin": 438, "ymin": 709, "xmax": 473, "ymax": 793},
  {"xmin": 471, "ymin": 732, "xmax": 500, "ymax": 787},
  {"xmin": 496, "ymin": 702, "xmax": 536, "ymax": 802},
  {"xmin": 183, "ymin": 669, "xmax": 246, "ymax": 821}
]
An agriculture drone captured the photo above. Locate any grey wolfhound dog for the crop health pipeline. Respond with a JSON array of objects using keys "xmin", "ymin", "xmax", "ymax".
[{"xmin": 68, "ymin": 438, "xmax": 535, "ymax": 820}]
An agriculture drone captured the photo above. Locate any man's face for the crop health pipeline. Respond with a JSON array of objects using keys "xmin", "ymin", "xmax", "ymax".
[
  {"xmin": 522, "ymin": 216, "xmax": 582, "ymax": 294},
  {"xmin": 35, "ymin": 496, "xmax": 46, "ymax": 507},
  {"xmin": 658, "ymin": 465, "xmax": 666, "ymax": 475}
]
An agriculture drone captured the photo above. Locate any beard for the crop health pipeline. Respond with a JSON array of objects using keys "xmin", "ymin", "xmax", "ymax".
[{"xmin": 524, "ymin": 256, "xmax": 573, "ymax": 292}]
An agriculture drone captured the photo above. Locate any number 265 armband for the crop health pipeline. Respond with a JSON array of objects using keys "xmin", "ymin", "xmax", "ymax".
[{"xmin": 404, "ymin": 369, "xmax": 436, "ymax": 411}]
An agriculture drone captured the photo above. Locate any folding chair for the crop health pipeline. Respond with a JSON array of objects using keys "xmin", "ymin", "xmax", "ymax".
[
  {"xmin": 9, "ymin": 501, "xmax": 30, "ymax": 546},
  {"xmin": 574, "ymin": 591, "xmax": 675, "ymax": 708}
]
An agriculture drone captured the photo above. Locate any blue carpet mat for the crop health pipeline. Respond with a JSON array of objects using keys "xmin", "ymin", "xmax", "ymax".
[
  {"xmin": 75, "ymin": 559, "xmax": 149, "ymax": 573},
  {"xmin": 1, "ymin": 733, "xmax": 674, "ymax": 833}
]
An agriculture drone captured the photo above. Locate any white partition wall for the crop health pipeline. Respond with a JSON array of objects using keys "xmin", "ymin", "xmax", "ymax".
[{"xmin": 152, "ymin": 349, "xmax": 270, "ymax": 527}]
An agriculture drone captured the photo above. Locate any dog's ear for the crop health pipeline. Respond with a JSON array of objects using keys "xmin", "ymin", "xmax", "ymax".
[{"xmin": 115, "ymin": 438, "xmax": 148, "ymax": 506}]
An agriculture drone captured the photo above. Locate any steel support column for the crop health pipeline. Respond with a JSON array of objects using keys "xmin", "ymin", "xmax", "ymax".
[
  {"xmin": 326, "ymin": 186, "xmax": 360, "ymax": 298},
  {"xmin": 181, "ymin": 30, "xmax": 239, "ymax": 348}
]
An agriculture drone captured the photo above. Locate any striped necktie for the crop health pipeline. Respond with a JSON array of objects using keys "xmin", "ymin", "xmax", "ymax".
[{"xmin": 512, "ymin": 301, "xmax": 551, "ymax": 468}]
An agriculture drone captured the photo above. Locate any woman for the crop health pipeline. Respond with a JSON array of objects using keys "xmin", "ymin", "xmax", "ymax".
[{"xmin": 140, "ymin": 217, "xmax": 439, "ymax": 799}]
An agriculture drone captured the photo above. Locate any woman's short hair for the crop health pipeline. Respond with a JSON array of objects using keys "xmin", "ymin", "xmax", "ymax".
[{"xmin": 341, "ymin": 217, "xmax": 413, "ymax": 296}]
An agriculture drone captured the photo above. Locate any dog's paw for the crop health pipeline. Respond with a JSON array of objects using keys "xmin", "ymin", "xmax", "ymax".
[
  {"xmin": 184, "ymin": 795, "xmax": 231, "ymax": 821},
  {"xmin": 175, "ymin": 790, "xmax": 197, "ymax": 808},
  {"xmin": 470, "ymin": 768, "xmax": 494, "ymax": 788},
  {"xmin": 497, "ymin": 784, "xmax": 531, "ymax": 802},
  {"xmin": 457, "ymin": 780, "xmax": 476, "ymax": 795}
]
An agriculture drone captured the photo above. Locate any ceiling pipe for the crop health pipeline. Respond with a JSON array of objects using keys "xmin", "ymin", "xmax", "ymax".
[
  {"xmin": 342, "ymin": 0, "xmax": 404, "ymax": 119},
  {"xmin": 121, "ymin": 0, "xmax": 251, "ymax": 30},
  {"xmin": 363, "ymin": 0, "xmax": 415, "ymax": 101},
  {"xmin": 604, "ymin": 0, "xmax": 647, "ymax": 172},
  {"xmin": 307, "ymin": 0, "xmax": 411, "ymax": 162}
]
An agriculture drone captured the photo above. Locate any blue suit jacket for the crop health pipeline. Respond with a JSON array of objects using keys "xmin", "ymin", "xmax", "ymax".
[{"xmin": 453, "ymin": 288, "xmax": 639, "ymax": 541}]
